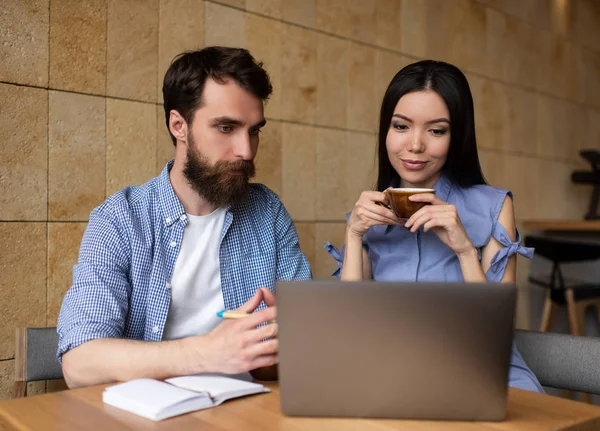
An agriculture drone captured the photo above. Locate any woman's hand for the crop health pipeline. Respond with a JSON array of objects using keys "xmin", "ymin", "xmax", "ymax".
[
  {"xmin": 347, "ymin": 191, "xmax": 400, "ymax": 238},
  {"xmin": 404, "ymin": 193, "xmax": 475, "ymax": 256}
]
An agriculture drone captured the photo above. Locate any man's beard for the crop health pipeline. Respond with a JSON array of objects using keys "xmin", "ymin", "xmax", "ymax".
[{"xmin": 183, "ymin": 135, "xmax": 255, "ymax": 208}]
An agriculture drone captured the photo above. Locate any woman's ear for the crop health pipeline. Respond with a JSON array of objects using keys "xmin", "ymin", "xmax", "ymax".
[{"xmin": 168, "ymin": 110, "xmax": 188, "ymax": 145}]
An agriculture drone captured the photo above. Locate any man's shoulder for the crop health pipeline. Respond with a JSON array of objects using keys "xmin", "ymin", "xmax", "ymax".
[
  {"xmin": 246, "ymin": 183, "xmax": 281, "ymax": 208},
  {"xmin": 94, "ymin": 175, "xmax": 162, "ymax": 221}
]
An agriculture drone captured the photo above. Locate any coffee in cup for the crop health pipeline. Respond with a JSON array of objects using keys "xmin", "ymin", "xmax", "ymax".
[{"xmin": 384, "ymin": 188, "xmax": 435, "ymax": 219}]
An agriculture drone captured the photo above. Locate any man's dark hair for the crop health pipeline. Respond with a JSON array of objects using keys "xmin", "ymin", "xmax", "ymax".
[{"xmin": 163, "ymin": 46, "xmax": 273, "ymax": 145}]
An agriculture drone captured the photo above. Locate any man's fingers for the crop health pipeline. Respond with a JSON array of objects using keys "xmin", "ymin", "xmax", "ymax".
[
  {"xmin": 250, "ymin": 354, "xmax": 279, "ymax": 370},
  {"xmin": 260, "ymin": 287, "xmax": 276, "ymax": 307},
  {"xmin": 248, "ymin": 322, "xmax": 278, "ymax": 342},
  {"xmin": 237, "ymin": 289, "xmax": 264, "ymax": 313},
  {"xmin": 245, "ymin": 338, "xmax": 279, "ymax": 358},
  {"xmin": 239, "ymin": 306, "xmax": 277, "ymax": 329}
]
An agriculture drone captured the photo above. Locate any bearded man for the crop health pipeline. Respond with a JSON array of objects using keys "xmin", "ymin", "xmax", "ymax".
[{"xmin": 57, "ymin": 47, "xmax": 311, "ymax": 388}]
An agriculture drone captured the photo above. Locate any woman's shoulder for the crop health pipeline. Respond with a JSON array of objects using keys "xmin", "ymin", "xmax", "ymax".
[{"xmin": 452, "ymin": 183, "xmax": 510, "ymax": 218}]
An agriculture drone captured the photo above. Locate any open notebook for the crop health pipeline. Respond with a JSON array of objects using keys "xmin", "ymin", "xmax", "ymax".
[{"xmin": 102, "ymin": 375, "xmax": 270, "ymax": 421}]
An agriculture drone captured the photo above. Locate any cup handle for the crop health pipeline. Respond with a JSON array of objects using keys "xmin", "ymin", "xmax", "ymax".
[{"xmin": 376, "ymin": 190, "xmax": 390, "ymax": 208}]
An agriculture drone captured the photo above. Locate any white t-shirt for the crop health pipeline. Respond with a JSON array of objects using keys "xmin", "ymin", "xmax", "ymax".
[{"xmin": 162, "ymin": 208, "xmax": 227, "ymax": 340}]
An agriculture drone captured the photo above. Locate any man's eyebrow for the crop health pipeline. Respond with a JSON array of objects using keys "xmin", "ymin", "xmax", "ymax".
[{"xmin": 210, "ymin": 116, "xmax": 243, "ymax": 126}]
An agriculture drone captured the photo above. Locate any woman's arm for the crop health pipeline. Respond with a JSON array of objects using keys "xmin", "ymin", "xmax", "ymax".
[
  {"xmin": 480, "ymin": 196, "xmax": 517, "ymax": 283},
  {"xmin": 340, "ymin": 229, "xmax": 373, "ymax": 281}
]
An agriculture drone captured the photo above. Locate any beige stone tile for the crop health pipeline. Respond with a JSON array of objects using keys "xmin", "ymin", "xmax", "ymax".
[
  {"xmin": 374, "ymin": 0, "xmax": 403, "ymax": 51},
  {"xmin": 506, "ymin": 86, "xmax": 537, "ymax": 156},
  {"xmin": 47, "ymin": 223, "xmax": 87, "ymax": 325},
  {"xmin": 582, "ymin": 49, "xmax": 600, "ymax": 109},
  {"xmin": 157, "ymin": 105, "xmax": 175, "ymax": 172},
  {"xmin": 575, "ymin": 0, "xmax": 600, "ymax": 52},
  {"xmin": 0, "ymin": 223, "xmax": 47, "ymax": 360},
  {"xmin": 316, "ymin": 34, "xmax": 347, "ymax": 129},
  {"xmin": 253, "ymin": 120, "xmax": 282, "ymax": 196},
  {"xmin": 484, "ymin": 8, "xmax": 520, "ymax": 83},
  {"xmin": 0, "ymin": 0, "xmax": 49, "ymax": 86},
  {"xmin": 315, "ymin": 0, "xmax": 349, "ymax": 38},
  {"xmin": 205, "ymin": 2, "xmax": 246, "ymax": 47},
  {"xmin": 400, "ymin": 0, "xmax": 427, "ymax": 59},
  {"xmin": 158, "ymin": 0, "xmax": 204, "ymax": 102},
  {"xmin": 48, "ymin": 91, "xmax": 105, "ymax": 221},
  {"xmin": 587, "ymin": 109, "xmax": 600, "ymax": 156},
  {"xmin": 314, "ymin": 222, "xmax": 346, "ymax": 280},
  {"xmin": 478, "ymin": 149, "xmax": 505, "ymax": 189},
  {"xmin": 246, "ymin": 14, "xmax": 282, "ymax": 119},
  {"xmin": 535, "ymin": 94, "xmax": 557, "ymax": 159},
  {"xmin": 424, "ymin": 0, "xmax": 457, "ymax": 65},
  {"xmin": 346, "ymin": 132, "xmax": 378, "ymax": 206},
  {"xmin": 49, "ymin": 0, "xmax": 106, "ymax": 95},
  {"xmin": 107, "ymin": 0, "xmax": 158, "ymax": 102},
  {"xmin": 498, "ymin": 154, "xmax": 539, "ymax": 221},
  {"xmin": 347, "ymin": 42, "xmax": 376, "ymax": 133},
  {"xmin": 315, "ymin": 128, "xmax": 347, "ymax": 220},
  {"xmin": 540, "ymin": 36, "xmax": 584, "ymax": 102},
  {"xmin": 512, "ymin": 22, "xmax": 544, "ymax": 91},
  {"xmin": 537, "ymin": 159, "xmax": 589, "ymax": 220},
  {"xmin": 294, "ymin": 222, "xmax": 316, "ymax": 273},
  {"xmin": 106, "ymin": 99, "xmax": 157, "ymax": 196},
  {"xmin": 563, "ymin": 103, "xmax": 586, "ymax": 162},
  {"xmin": 0, "ymin": 360, "xmax": 13, "ymax": 400},
  {"xmin": 468, "ymin": 74, "xmax": 510, "ymax": 152},
  {"xmin": 539, "ymin": 99, "xmax": 581, "ymax": 162},
  {"xmin": 281, "ymin": 123, "xmax": 315, "ymax": 220},
  {"xmin": 317, "ymin": 0, "xmax": 377, "ymax": 44},
  {"xmin": 450, "ymin": 0, "xmax": 487, "ymax": 76},
  {"xmin": 0, "ymin": 84, "xmax": 48, "ymax": 221},
  {"xmin": 374, "ymin": 51, "xmax": 412, "ymax": 119},
  {"xmin": 246, "ymin": 0, "xmax": 282, "ymax": 18},
  {"xmin": 281, "ymin": 24, "xmax": 317, "ymax": 123},
  {"xmin": 217, "ymin": 0, "xmax": 245, "ymax": 7},
  {"xmin": 282, "ymin": 0, "xmax": 316, "ymax": 28}
]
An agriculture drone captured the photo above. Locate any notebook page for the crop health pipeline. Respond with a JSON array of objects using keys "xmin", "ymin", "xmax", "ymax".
[
  {"xmin": 103, "ymin": 378, "xmax": 212, "ymax": 420},
  {"xmin": 166, "ymin": 375, "xmax": 269, "ymax": 401}
]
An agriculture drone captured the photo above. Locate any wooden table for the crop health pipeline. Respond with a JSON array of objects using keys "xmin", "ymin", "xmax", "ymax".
[
  {"xmin": 522, "ymin": 220, "xmax": 600, "ymax": 232},
  {"xmin": 1, "ymin": 383, "xmax": 600, "ymax": 431}
]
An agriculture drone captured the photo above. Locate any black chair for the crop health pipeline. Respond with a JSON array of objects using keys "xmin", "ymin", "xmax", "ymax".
[
  {"xmin": 515, "ymin": 329, "xmax": 600, "ymax": 396},
  {"xmin": 13, "ymin": 327, "xmax": 64, "ymax": 398},
  {"xmin": 572, "ymin": 149, "xmax": 600, "ymax": 220},
  {"xmin": 525, "ymin": 235, "xmax": 600, "ymax": 336}
]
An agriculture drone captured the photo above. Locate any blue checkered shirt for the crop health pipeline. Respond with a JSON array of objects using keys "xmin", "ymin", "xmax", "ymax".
[{"xmin": 57, "ymin": 161, "xmax": 311, "ymax": 360}]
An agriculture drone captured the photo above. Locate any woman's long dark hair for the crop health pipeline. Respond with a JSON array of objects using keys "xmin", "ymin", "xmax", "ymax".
[{"xmin": 376, "ymin": 60, "xmax": 486, "ymax": 191}]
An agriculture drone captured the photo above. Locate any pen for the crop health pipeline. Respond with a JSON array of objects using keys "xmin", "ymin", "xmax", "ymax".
[{"xmin": 216, "ymin": 310, "xmax": 249, "ymax": 319}]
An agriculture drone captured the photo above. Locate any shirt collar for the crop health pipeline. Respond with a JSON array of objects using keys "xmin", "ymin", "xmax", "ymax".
[{"xmin": 157, "ymin": 160, "xmax": 186, "ymax": 227}]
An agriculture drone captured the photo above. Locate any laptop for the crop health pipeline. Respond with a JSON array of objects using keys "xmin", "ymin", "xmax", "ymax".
[{"xmin": 276, "ymin": 281, "xmax": 516, "ymax": 421}]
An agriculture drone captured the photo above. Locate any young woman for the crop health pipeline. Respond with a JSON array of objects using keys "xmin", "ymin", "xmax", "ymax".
[{"xmin": 326, "ymin": 60, "xmax": 543, "ymax": 393}]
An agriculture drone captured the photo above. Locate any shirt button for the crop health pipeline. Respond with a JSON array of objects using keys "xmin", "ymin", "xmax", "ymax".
[
  {"xmin": 180, "ymin": 215, "xmax": 187, "ymax": 221},
  {"xmin": 166, "ymin": 217, "xmax": 172, "ymax": 224},
  {"xmin": 169, "ymin": 241, "xmax": 177, "ymax": 247},
  {"xmin": 166, "ymin": 282, "xmax": 172, "ymax": 289},
  {"xmin": 152, "ymin": 325, "xmax": 159, "ymax": 334}
]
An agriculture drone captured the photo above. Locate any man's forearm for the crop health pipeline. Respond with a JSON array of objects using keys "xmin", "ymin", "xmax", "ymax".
[{"xmin": 61, "ymin": 336, "xmax": 209, "ymax": 388}]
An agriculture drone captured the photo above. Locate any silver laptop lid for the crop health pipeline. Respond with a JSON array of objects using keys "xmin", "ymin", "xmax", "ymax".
[{"xmin": 277, "ymin": 281, "xmax": 516, "ymax": 421}]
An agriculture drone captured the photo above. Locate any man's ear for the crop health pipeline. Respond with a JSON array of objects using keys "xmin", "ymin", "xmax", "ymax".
[{"xmin": 169, "ymin": 110, "xmax": 188, "ymax": 145}]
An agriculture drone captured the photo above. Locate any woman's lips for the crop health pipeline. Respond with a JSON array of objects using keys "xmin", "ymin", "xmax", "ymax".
[{"xmin": 401, "ymin": 159, "xmax": 427, "ymax": 171}]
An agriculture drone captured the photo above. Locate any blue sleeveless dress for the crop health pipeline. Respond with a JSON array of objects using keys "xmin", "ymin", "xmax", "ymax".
[{"xmin": 326, "ymin": 172, "xmax": 544, "ymax": 393}]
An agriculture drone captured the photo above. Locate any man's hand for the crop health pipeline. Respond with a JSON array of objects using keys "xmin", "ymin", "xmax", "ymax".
[{"xmin": 186, "ymin": 288, "xmax": 278, "ymax": 375}]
